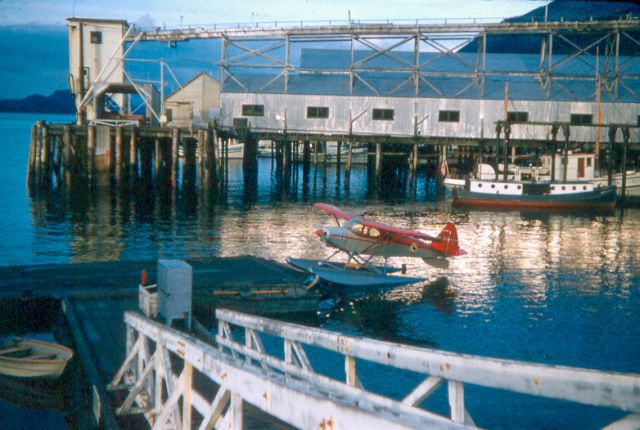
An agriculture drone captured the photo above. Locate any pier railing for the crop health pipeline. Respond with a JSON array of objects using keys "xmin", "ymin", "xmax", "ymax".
[{"xmin": 110, "ymin": 309, "xmax": 640, "ymax": 429}]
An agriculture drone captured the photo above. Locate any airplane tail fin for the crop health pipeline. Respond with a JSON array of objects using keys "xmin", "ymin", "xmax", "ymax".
[{"xmin": 430, "ymin": 223, "xmax": 466, "ymax": 256}]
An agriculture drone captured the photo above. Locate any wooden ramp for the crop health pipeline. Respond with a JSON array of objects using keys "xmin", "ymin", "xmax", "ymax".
[{"xmin": 105, "ymin": 308, "xmax": 640, "ymax": 430}]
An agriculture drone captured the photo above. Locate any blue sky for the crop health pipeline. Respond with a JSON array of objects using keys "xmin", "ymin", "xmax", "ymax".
[
  {"xmin": 1, "ymin": 0, "xmax": 546, "ymax": 26},
  {"xmin": 0, "ymin": 0, "xmax": 546, "ymax": 98}
]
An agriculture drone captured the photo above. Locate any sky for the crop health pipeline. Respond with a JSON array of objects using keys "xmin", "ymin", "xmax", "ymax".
[
  {"xmin": 1, "ymin": 0, "xmax": 547, "ymax": 27},
  {"xmin": 0, "ymin": 0, "xmax": 547, "ymax": 99}
]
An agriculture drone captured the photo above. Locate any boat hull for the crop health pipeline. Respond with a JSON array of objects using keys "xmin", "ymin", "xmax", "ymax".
[
  {"xmin": 0, "ymin": 338, "xmax": 73, "ymax": 379},
  {"xmin": 454, "ymin": 185, "xmax": 617, "ymax": 209}
]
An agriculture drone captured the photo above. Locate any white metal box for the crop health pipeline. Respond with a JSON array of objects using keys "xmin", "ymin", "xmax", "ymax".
[{"xmin": 157, "ymin": 259, "xmax": 192, "ymax": 328}]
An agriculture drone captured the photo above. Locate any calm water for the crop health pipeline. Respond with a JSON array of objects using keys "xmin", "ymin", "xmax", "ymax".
[{"xmin": 1, "ymin": 112, "xmax": 639, "ymax": 428}]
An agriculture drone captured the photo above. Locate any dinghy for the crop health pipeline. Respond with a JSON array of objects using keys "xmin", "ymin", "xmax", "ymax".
[{"xmin": 0, "ymin": 337, "xmax": 73, "ymax": 379}]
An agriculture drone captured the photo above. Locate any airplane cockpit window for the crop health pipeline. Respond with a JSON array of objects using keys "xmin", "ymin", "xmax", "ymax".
[
  {"xmin": 368, "ymin": 227, "xmax": 380, "ymax": 238},
  {"xmin": 351, "ymin": 223, "xmax": 365, "ymax": 235},
  {"xmin": 351, "ymin": 224, "xmax": 381, "ymax": 238}
]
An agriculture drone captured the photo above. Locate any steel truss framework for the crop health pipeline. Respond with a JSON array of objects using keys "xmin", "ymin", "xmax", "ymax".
[
  {"xmin": 131, "ymin": 19, "xmax": 640, "ymax": 101},
  {"xmin": 110, "ymin": 309, "xmax": 640, "ymax": 429}
]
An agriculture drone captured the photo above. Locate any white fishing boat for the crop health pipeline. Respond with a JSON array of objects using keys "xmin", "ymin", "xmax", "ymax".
[{"xmin": 0, "ymin": 337, "xmax": 73, "ymax": 379}]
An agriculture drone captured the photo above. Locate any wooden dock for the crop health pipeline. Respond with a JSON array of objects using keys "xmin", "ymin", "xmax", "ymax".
[{"xmin": 0, "ymin": 256, "xmax": 319, "ymax": 429}]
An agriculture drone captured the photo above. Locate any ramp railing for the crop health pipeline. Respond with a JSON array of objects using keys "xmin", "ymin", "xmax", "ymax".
[{"xmin": 109, "ymin": 309, "xmax": 640, "ymax": 429}]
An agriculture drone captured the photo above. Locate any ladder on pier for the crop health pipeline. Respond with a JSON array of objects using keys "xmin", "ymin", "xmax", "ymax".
[{"xmin": 109, "ymin": 309, "xmax": 640, "ymax": 429}]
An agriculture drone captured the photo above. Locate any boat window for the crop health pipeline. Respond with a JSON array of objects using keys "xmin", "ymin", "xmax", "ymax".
[
  {"xmin": 504, "ymin": 185, "xmax": 508, "ymax": 190},
  {"xmin": 517, "ymin": 185, "xmax": 522, "ymax": 190},
  {"xmin": 573, "ymin": 186, "xmax": 577, "ymax": 190},
  {"xmin": 562, "ymin": 186, "xmax": 566, "ymax": 190},
  {"xmin": 491, "ymin": 184, "xmax": 495, "ymax": 189},
  {"xmin": 478, "ymin": 183, "xmax": 483, "ymax": 188},
  {"xmin": 583, "ymin": 186, "xmax": 587, "ymax": 190},
  {"xmin": 551, "ymin": 186, "xmax": 555, "ymax": 190}
]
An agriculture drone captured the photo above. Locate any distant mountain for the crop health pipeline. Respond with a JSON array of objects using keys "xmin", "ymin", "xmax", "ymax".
[
  {"xmin": 461, "ymin": 0, "xmax": 640, "ymax": 54},
  {"xmin": 0, "ymin": 90, "xmax": 75, "ymax": 114}
]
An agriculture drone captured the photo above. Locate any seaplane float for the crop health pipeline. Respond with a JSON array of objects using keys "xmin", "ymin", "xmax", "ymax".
[{"xmin": 287, "ymin": 203, "xmax": 466, "ymax": 289}]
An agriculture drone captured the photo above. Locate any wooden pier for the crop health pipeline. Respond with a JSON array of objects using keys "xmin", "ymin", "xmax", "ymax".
[
  {"xmin": 106, "ymin": 307, "xmax": 640, "ymax": 429},
  {"xmin": 0, "ymin": 256, "xmax": 319, "ymax": 429}
]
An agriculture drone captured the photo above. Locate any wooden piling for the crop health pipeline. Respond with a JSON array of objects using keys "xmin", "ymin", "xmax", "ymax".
[
  {"xmin": 621, "ymin": 126, "xmax": 630, "ymax": 205},
  {"xmin": 608, "ymin": 126, "xmax": 617, "ymax": 187},
  {"xmin": 63, "ymin": 125, "xmax": 72, "ymax": 188},
  {"xmin": 53, "ymin": 133, "xmax": 62, "ymax": 183},
  {"xmin": 27, "ymin": 124, "xmax": 38, "ymax": 187},
  {"xmin": 41, "ymin": 123, "xmax": 51, "ymax": 187},
  {"xmin": 210, "ymin": 125, "xmax": 219, "ymax": 190},
  {"xmin": 115, "ymin": 126, "xmax": 124, "ymax": 184},
  {"xmin": 171, "ymin": 128, "xmax": 179, "ymax": 188},
  {"xmin": 129, "ymin": 127, "xmax": 138, "ymax": 181},
  {"xmin": 503, "ymin": 124, "xmax": 511, "ymax": 182},
  {"xmin": 183, "ymin": 137, "xmax": 196, "ymax": 190},
  {"xmin": 550, "ymin": 124, "xmax": 559, "ymax": 182},
  {"xmin": 87, "ymin": 125, "xmax": 96, "ymax": 182},
  {"xmin": 154, "ymin": 138, "xmax": 161, "ymax": 182},
  {"xmin": 375, "ymin": 143, "xmax": 382, "ymax": 182},
  {"xmin": 196, "ymin": 130, "xmax": 204, "ymax": 190},
  {"xmin": 562, "ymin": 124, "xmax": 570, "ymax": 183}
]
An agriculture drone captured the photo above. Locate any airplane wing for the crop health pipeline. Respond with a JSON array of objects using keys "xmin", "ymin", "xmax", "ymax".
[
  {"xmin": 315, "ymin": 203, "xmax": 442, "ymax": 242},
  {"xmin": 314, "ymin": 203, "xmax": 359, "ymax": 220},
  {"xmin": 358, "ymin": 219, "xmax": 442, "ymax": 242}
]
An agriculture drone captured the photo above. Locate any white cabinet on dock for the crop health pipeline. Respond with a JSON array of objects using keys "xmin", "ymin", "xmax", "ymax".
[{"xmin": 157, "ymin": 259, "xmax": 192, "ymax": 329}]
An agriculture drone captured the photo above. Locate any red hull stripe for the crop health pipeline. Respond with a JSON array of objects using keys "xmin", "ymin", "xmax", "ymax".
[{"xmin": 454, "ymin": 199, "xmax": 615, "ymax": 209}]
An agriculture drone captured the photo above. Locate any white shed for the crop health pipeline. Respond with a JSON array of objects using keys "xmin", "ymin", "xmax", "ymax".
[{"xmin": 165, "ymin": 73, "xmax": 220, "ymax": 129}]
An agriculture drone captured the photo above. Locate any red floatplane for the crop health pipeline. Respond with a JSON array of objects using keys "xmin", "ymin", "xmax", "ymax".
[{"xmin": 287, "ymin": 203, "xmax": 466, "ymax": 288}]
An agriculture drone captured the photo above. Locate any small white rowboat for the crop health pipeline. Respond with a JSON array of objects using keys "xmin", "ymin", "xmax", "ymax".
[{"xmin": 0, "ymin": 338, "xmax": 73, "ymax": 379}]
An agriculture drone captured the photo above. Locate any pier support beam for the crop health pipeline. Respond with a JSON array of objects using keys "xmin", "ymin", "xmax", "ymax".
[
  {"xmin": 375, "ymin": 143, "xmax": 382, "ymax": 182},
  {"xmin": 562, "ymin": 124, "xmax": 570, "ymax": 183},
  {"xmin": 550, "ymin": 124, "xmax": 559, "ymax": 182},
  {"xmin": 27, "ymin": 124, "xmax": 38, "ymax": 187},
  {"xmin": 129, "ymin": 127, "xmax": 138, "ymax": 182},
  {"xmin": 494, "ymin": 122, "xmax": 502, "ymax": 180},
  {"xmin": 115, "ymin": 126, "xmax": 124, "ymax": 184},
  {"xmin": 171, "ymin": 128, "xmax": 179, "ymax": 188},
  {"xmin": 503, "ymin": 124, "xmax": 510, "ymax": 182},
  {"xmin": 608, "ymin": 126, "xmax": 617, "ymax": 187},
  {"xmin": 63, "ymin": 125, "xmax": 72, "ymax": 188},
  {"xmin": 621, "ymin": 126, "xmax": 630, "ymax": 205}
]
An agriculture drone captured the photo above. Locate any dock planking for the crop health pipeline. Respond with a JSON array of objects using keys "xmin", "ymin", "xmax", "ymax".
[{"xmin": 0, "ymin": 256, "xmax": 317, "ymax": 429}]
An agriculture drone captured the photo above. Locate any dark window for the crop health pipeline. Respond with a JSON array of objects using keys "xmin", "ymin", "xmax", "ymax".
[
  {"xmin": 307, "ymin": 106, "xmax": 329, "ymax": 119},
  {"xmin": 570, "ymin": 114, "xmax": 592, "ymax": 125},
  {"xmin": 439, "ymin": 110, "xmax": 460, "ymax": 122},
  {"xmin": 242, "ymin": 104, "xmax": 264, "ymax": 117},
  {"xmin": 372, "ymin": 108, "xmax": 394, "ymax": 121},
  {"xmin": 507, "ymin": 111, "xmax": 528, "ymax": 123},
  {"xmin": 587, "ymin": 158, "xmax": 592, "ymax": 167},
  {"xmin": 637, "ymin": 115, "xmax": 640, "ymax": 126},
  {"xmin": 90, "ymin": 31, "xmax": 102, "ymax": 44}
]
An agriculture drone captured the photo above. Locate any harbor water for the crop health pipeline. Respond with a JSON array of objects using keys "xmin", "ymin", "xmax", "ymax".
[{"xmin": 1, "ymin": 112, "xmax": 639, "ymax": 428}]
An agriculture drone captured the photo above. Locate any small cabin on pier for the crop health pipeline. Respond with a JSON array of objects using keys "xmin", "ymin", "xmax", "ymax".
[{"xmin": 165, "ymin": 72, "xmax": 221, "ymax": 129}]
